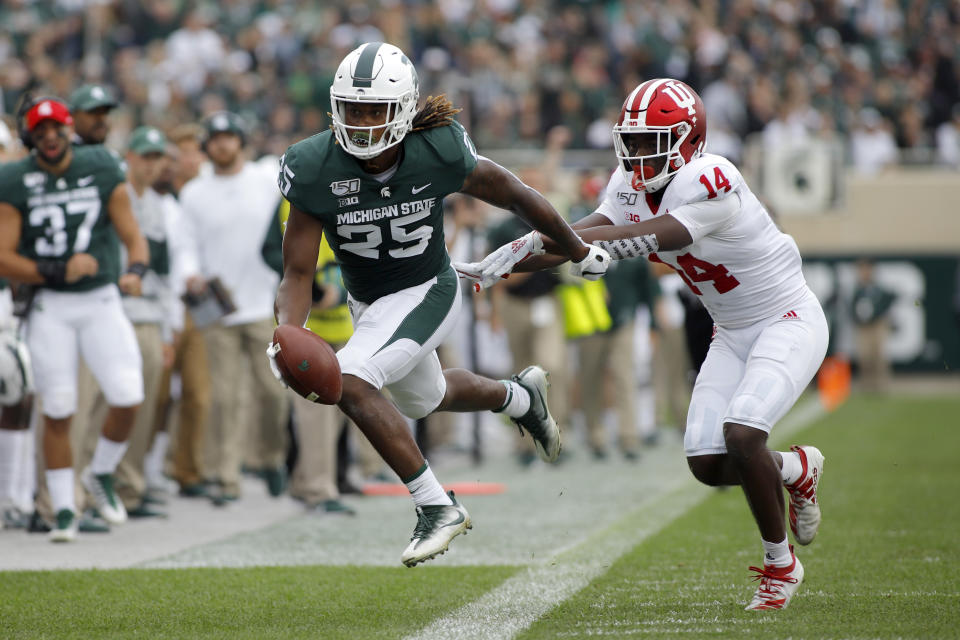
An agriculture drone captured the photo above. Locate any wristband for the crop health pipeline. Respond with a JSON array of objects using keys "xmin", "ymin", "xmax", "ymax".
[
  {"xmin": 36, "ymin": 260, "xmax": 68, "ymax": 287},
  {"xmin": 594, "ymin": 234, "xmax": 659, "ymax": 260},
  {"xmin": 126, "ymin": 262, "xmax": 149, "ymax": 278}
]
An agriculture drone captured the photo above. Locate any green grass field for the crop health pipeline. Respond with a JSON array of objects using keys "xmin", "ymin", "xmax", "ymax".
[{"xmin": 2, "ymin": 394, "xmax": 958, "ymax": 639}]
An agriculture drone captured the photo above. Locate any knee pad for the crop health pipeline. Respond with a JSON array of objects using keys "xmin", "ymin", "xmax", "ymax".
[
  {"xmin": 42, "ymin": 387, "xmax": 77, "ymax": 420},
  {"xmin": 388, "ymin": 379, "xmax": 445, "ymax": 420},
  {"xmin": 100, "ymin": 367, "xmax": 145, "ymax": 408}
]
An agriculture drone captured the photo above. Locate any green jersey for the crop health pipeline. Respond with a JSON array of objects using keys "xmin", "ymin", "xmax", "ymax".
[
  {"xmin": 0, "ymin": 145, "xmax": 126, "ymax": 292},
  {"xmin": 279, "ymin": 122, "xmax": 478, "ymax": 303}
]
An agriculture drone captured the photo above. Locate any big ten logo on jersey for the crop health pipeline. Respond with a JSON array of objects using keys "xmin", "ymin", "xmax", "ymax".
[
  {"xmin": 338, "ymin": 196, "xmax": 359, "ymax": 207},
  {"xmin": 618, "ymin": 192, "xmax": 644, "ymax": 222}
]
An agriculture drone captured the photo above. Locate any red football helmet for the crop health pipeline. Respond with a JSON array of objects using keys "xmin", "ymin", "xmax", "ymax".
[{"xmin": 613, "ymin": 78, "xmax": 707, "ymax": 193}]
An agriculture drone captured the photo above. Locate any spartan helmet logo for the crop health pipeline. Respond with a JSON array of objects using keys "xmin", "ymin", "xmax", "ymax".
[{"xmin": 380, "ymin": 186, "xmax": 391, "ymax": 198}]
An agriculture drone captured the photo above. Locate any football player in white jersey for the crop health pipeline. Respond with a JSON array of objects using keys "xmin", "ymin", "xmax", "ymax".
[{"xmin": 457, "ymin": 78, "xmax": 828, "ymax": 611}]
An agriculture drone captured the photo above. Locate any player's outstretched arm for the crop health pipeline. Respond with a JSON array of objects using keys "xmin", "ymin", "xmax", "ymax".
[
  {"xmin": 512, "ymin": 212, "xmax": 616, "ymax": 273},
  {"xmin": 275, "ymin": 204, "xmax": 323, "ymax": 328},
  {"xmin": 460, "ymin": 157, "xmax": 588, "ymax": 262},
  {"xmin": 542, "ymin": 214, "xmax": 693, "ymax": 259}
]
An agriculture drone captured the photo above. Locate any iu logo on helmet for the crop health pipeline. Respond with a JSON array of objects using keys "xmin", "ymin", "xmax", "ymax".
[{"xmin": 662, "ymin": 81, "xmax": 697, "ymax": 117}]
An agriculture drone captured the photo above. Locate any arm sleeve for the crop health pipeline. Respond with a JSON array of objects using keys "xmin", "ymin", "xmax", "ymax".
[{"xmin": 666, "ymin": 193, "xmax": 740, "ymax": 243}]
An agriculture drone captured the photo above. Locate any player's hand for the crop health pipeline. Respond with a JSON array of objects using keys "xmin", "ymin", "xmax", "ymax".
[
  {"xmin": 65, "ymin": 253, "xmax": 99, "ymax": 283},
  {"xmin": 265, "ymin": 342, "xmax": 288, "ymax": 388},
  {"xmin": 466, "ymin": 232, "xmax": 545, "ymax": 289},
  {"xmin": 118, "ymin": 272, "xmax": 142, "ymax": 296},
  {"xmin": 453, "ymin": 261, "xmax": 502, "ymax": 291},
  {"xmin": 569, "ymin": 244, "xmax": 611, "ymax": 281},
  {"xmin": 186, "ymin": 276, "xmax": 208, "ymax": 296}
]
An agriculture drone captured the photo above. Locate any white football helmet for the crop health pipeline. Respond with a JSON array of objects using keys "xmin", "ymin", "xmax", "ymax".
[
  {"xmin": 330, "ymin": 42, "xmax": 420, "ymax": 159},
  {"xmin": 0, "ymin": 330, "xmax": 33, "ymax": 406}
]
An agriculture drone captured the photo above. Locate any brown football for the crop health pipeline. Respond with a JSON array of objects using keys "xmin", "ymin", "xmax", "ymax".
[{"xmin": 272, "ymin": 325, "xmax": 342, "ymax": 404}]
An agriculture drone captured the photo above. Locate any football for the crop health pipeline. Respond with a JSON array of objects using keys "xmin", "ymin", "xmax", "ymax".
[{"xmin": 272, "ymin": 325, "xmax": 342, "ymax": 404}]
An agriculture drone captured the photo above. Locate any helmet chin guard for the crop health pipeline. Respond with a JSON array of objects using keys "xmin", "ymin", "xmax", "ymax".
[{"xmin": 330, "ymin": 42, "xmax": 420, "ymax": 160}]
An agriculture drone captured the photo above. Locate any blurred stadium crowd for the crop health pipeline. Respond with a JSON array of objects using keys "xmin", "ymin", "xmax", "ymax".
[
  {"xmin": 0, "ymin": 1, "xmax": 957, "ymax": 538},
  {"xmin": 2, "ymin": 0, "xmax": 960, "ymax": 167}
]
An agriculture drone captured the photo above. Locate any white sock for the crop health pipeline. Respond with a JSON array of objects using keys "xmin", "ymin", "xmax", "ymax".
[
  {"xmin": 90, "ymin": 436, "xmax": 128, "ymax": 475},
  {"xmin": 494, "ymin": 381, "xmax": 531, "ymax": 418},
  {"xmin": 0, "ymin": 429, "xmax": 24, "ymax": 505},
  {"xmin": 762, "ymin": 536, "xmax": 793, "ymax": 568},
  {"xmin": 404, "ymin": 462, "xmax": 453, "ymax": 507},
  {"xmin": 15, "ymin": 426, "xmax": 35, "ymax": 512},
  {"xmin": 144, "ymin": 431, "xmax": 169, "ymax": 485},
  {"xmin": 778, "ymin": 450, "xmax": 803, "ymax": 485},
  {"xmin": 46, "ymin": 467, "xmax": 76, "ymax": 514}
]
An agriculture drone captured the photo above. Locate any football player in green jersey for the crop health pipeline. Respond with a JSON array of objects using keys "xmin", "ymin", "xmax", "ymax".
[
  {"xmin": 0, "ymin": 96, "xmax": 149, "ymax": 541},
  {"xmin": 271, "ymin": 42, "xmax": 611, "ymax": 567}
]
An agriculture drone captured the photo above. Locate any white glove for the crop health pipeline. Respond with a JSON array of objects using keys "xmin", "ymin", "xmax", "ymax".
[
  {"xmin": 569, "ymin": 244, "xmax": 612, "ymax": 281},
  {"xmin": 459, "ymin": 231, "xmax": 544, "ymax": 290},
  {"xmin": 265, "ymin": 342, "xmax": 288, "ymax": 388}
]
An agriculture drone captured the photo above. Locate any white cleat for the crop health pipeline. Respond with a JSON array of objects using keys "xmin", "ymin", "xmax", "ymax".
[
  {"xmin": 745, "ymin": 547, "xmax": 804, "ymax": 610},
  {"xmin": 81, "ymin": 467, "xmax": 128, "ymax": 525},
  {"xmin": 785, "ymin": 445, "xmax": 824, "ymax": 545},
  {"xmin": 401, "ymin": 491, "xmax": 472, "ymax": 567},
  {"xmin": 49, "ymin": 509, "xmax": 79, "ymax": 543}
]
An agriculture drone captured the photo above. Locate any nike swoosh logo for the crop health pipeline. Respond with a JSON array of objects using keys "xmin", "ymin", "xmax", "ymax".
[
  {"xmin": 77, "ymin": 175, "xmax": 95, "ymax": 187},
  {"xmin": 412, "ymin": 183, "xmax": 431, "ymax": 194}
]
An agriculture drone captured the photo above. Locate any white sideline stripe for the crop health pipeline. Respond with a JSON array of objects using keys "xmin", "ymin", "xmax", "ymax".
[{"xmin": 408, "ymin": 397, "xmax": 826, "ymax": 640}]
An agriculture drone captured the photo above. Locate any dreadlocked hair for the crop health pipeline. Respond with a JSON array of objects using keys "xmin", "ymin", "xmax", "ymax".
[{"xmin": 411, "ymin": 95, "xmax": 461, "ymax": 131}]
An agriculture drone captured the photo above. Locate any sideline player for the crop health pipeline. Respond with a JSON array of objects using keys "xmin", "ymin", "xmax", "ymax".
[
  {"xmin": 460, "ymin": 78, "xmax": 827, "ymax": 610},
  {"xmin": 0, "ymin": 96, "xmax": 148, "ymax": 541},
  {"xmin": 271, "ymin": 42, "xmax": 609, "ymax": 567}
]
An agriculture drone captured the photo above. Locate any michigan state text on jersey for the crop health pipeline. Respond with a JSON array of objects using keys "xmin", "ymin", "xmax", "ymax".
[{"xmin": 279, "ymin": 119, "xmax": 476, "ymax": 303}]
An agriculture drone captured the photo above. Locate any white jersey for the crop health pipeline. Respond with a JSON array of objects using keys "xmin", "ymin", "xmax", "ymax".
[{"xmin": 596, "ymin": 153, "xmax": 812, "ymax": 328}]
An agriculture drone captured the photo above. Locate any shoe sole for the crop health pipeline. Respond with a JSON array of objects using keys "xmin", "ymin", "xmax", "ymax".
[
  {"xmin": 49, "ymin": 529, "xmax": 78, "ymax": 543},
  {"xmin": 790, "ymin": 446, "xmax": 824, "ymax": 545},
  {"xmin": 402, "ymin": 518, "xmax": 473, "ymax": 568},
  {"xmin": 517, "ymin": 366, "xmax": 561, "ymax": 463}
]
